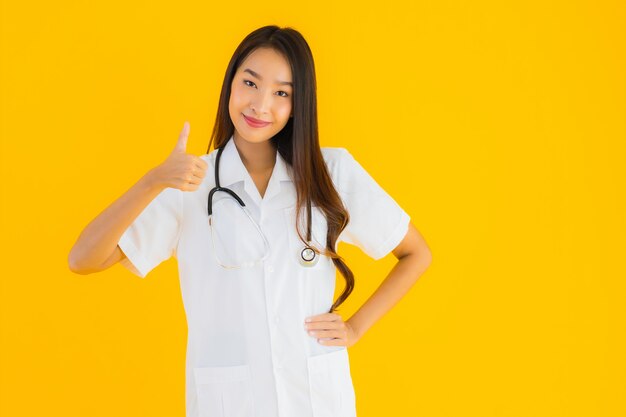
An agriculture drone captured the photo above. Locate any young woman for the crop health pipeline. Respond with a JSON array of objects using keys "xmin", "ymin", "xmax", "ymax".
[{"xmin": 69, "ymin": 25, "xmax": 432, "ymax": 417}]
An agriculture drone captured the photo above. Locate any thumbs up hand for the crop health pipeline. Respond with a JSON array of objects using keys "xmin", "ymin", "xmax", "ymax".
[{"xmin": 150, "ymin": 122, "xmax": 209, "ymax": 192}]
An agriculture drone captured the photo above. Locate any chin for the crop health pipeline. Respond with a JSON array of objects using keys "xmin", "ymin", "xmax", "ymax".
[{"xmin": 235, "ymin": 128, "xmax": 275, "ymax": 144}]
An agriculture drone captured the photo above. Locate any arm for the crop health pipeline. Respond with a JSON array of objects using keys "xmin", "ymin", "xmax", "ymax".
[
  {"xmin": 68, "ymin": 171, "xmax": 166, "ymax": 274},
  {"xmin": 346, "ymin": 222, "xmax": 432, "ymax": 341},
  {"xmin": 68, "ymin": 121, "xmax": 207, "ymax": 275}
]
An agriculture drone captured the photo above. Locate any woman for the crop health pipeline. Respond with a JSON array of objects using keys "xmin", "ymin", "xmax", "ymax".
[{"xmin": 69, "ymin": 25, "xmax": 432, "ymax": 417}]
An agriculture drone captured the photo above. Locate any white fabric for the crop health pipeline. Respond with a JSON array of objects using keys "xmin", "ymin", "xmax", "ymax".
[{"xmin": 118, "ymin": 135, "xmax": 410, "ymax": 417}]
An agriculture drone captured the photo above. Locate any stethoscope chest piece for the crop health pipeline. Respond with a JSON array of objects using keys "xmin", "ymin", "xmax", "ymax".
[{"xmin": 299, "ymin": 245, "xmax": 319, "ymax": 267}]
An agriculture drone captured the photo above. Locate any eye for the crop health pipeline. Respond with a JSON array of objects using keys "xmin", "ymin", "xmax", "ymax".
[{"xmin": 243, "ymin": 79, "xmax": 290, "ymax": 98}]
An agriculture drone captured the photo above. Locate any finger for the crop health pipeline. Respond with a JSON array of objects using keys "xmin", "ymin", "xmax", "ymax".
[
  {"xmin": 183, "ymin": 183, "xmax": 199, "ymax": 192},
  {"xmin": 305, "ymin": 321, "xmax": 344, "ymax": 330},
  {"xmin": 174, "ymin": 121, "xmax": 190, "ymax": 153},
  {"xmin": 191, "ymin": 164, "xmax": 206, "ymax": 179},
  {"xmin": 191, "ymin": 170, "xmax": 205, "ymax": 181},
  {"xmin": 193, "ymin": 157, "xmax": 209, "ymax": 171},
  {"xmin": 305, "ymin": 313, "xmax": 340, "ymax": 323},
  {"xmin": 193, "ymin": 162, "xmax": 208, "ymax": 173},
  {"xmin": 318, "ymin": 338, "xmax": 345, "ymax": 346},
  {"xmin": 185, "ymin": 173, "xmax": 202, "ymax": 185},
  {"xmin": 309, "ymin": 329, "xmax": 346, "ymax": 339}
]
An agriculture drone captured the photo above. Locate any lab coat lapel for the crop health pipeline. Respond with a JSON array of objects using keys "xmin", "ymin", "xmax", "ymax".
[
  {"xmin": 218, "ymin": 136, "xmax": 247, "ymax": 188},
  {"xmin": 261, "ymin": 149, "xmax": 291, "ymax": 203},
  {"xmin": 217, "ymin": 136, "xmax": 293, "ymax": 208},
  {"xmin": 218, "ymin": 136, "xmax": 262, "ymax": 208}
]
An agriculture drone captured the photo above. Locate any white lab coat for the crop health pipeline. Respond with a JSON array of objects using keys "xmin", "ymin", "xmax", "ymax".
[{"xmin": 118, "ymin": 135, "xmax": 410, "ymax": 417}]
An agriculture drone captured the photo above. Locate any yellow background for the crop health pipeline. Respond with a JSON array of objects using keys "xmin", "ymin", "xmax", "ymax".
[{"xmin": 1, "ymin": 1, "xmax": 625, "ymax": 416}]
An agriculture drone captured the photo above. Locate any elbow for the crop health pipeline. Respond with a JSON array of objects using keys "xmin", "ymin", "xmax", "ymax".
[
  {"xmin": 422, "ymin": 247, "xmax": 433, "ymax": 266},
  {"xmin": 411, "ymin": 247, "xmax": 433, "ymax": 269},
  {"xmin": 418, "ymin": 236, "xmax": 433, "ymax": 267},
  {"xmin": 423, "ymin": 250, "xmax": 433, "ymax": 269},
  {"xmin": 68, "ymin": 251, "xmax": 82, "ymax": 274},
  {"xmin": 68, "ymin": 250, "xmax": 92, "ymax": 275}
]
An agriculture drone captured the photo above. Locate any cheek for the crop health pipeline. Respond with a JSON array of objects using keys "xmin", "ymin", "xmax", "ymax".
[
  {"xmin": 229, "ymin": 85, "xmax": 244, "ymax": 107},
  {"xmin": 277, "ymin": 101, "xmax": 292, "ymax": 119},
  {"xmin": 231, "ymin": 78, "xmax": 252, "ymax": 101}
]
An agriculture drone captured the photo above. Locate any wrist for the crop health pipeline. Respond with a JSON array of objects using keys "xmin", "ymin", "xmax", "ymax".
[
  {"xmin": 346, "ymin": 318, "xmax": 364, "ymax": 341},
  {"xmin": 140, "ymin": 168, "xmax": 166, "ymax": 194}
]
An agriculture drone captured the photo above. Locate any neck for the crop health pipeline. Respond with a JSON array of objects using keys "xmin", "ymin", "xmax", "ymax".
[{"xmin": 232, "ymin": 133, "xmax": 277, "ymax": 174}]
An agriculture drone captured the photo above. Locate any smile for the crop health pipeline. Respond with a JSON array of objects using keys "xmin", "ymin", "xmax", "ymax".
[{"xmin": 243, "ymin": 114, "xmax": 272, "ymax": 128}]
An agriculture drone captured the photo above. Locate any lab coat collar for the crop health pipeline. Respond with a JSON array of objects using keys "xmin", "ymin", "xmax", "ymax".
[{"xmin": 217, "ymin": 135, "xmax": 292, "ymax": 206}]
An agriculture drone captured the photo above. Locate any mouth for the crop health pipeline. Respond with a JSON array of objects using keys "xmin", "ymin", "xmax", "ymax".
[{"xmin": 243, "ymin": 114, "xmax": 272, "ymax": 128}]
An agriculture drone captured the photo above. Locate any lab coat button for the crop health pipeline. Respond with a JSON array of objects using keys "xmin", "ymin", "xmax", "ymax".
[
  {"xmin": 267, "ymin": 265, "xmax": 274, "ymax": 273},
  {"xmin": 274, "ymin": 315, "xmax": 280, "ymax": 324}
]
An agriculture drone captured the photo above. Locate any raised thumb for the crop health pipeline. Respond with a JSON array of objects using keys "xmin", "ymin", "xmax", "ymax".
[{"xmin": 174, "ymin": 121, "xmax": 190, "ymax": 153}]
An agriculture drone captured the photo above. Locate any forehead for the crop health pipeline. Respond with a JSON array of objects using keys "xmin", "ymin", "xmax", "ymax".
[{"xmin": 238, "ymin": 47, "xmax": 292, "ymax": 81}]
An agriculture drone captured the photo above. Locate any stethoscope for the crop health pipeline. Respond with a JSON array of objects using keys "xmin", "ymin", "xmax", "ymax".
[{"xmin": 207, "ymin": 143, "xmax": 319, "ymax": 267}]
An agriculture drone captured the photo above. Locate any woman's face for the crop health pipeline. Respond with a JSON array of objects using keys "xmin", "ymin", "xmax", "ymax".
[{"xmin": 229, "ymin": 47, "xmax": 293, "ymax": 146}]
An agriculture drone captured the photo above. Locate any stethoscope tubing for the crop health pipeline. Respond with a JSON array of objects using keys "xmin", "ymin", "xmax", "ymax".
[{"xmin": 207, "ymin": 143, "xmax": 319, "ymax": 267}]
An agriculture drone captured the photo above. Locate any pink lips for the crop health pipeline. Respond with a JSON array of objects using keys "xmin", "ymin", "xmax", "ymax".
[{"xmin": 243, "ymin": 114, "xmax": 271, "ymax": 128}]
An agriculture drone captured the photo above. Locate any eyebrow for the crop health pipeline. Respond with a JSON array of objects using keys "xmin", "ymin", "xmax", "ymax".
[{"xmin": 243, "ymin": 68, "xmax": 293, "ymax": 87}]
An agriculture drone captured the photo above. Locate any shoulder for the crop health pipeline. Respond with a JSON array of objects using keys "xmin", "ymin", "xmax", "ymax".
[
  {"xmin": 320, "ymin": 146, "xmax": 354, "ymax": 171},
  {"xmin": 320, "ymin": 147, "xmax": 364, "ymax": 191},
  {"xmin": 321, "ymin": 146, "xmax": 349, "ymax": 177}
]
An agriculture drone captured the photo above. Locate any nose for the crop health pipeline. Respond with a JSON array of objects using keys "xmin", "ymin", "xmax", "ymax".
[{"xmin": 250, "ymin": 89, "xmax": 274, "ymax": 115}]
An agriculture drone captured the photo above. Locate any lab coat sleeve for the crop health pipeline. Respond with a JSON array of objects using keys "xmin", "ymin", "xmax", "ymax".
[
  {"xmin": 117, "ymin": 186, "xmax": 183, "ymax": 278},
  {"xmin": 336, "ymin": 148, "xmax": 411, "ymax": 260}
]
